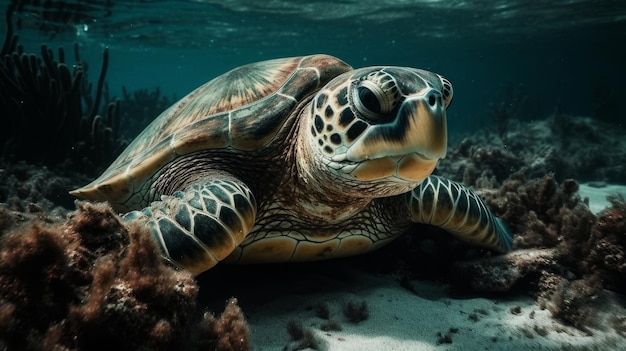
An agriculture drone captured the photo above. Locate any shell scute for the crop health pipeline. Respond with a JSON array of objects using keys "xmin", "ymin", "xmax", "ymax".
[
  {"xmin": 171, "ymin": 113, "xmax": 230, "ymax": 155},
  {"xmin": 278, "ymin": 67, "xmax": 320, "ymax": 99},
  {"xmin": 300, "ymin": 54, "xmax": 352, "ymax": 80},
  {"xmin": 230, "ymin": 94, "xmax": 297, "ymax": 150},
  {"xmin": 71, "ymin": 55, "xmax": 352, "ymax": 206},
  {"xmin": 127, "ymin": 139, "xmax": 177, "ymax": 188}
]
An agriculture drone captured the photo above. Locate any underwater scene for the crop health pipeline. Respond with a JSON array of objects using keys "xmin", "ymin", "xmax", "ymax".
[{"xmin": 1, "ymin": 0, "xmax": 626, "ymax": 350}]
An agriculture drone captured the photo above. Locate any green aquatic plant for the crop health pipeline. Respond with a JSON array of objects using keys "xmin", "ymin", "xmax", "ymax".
[{"xmin": 0, "ymin": 3, "xmax": 125, "ymax": 176}]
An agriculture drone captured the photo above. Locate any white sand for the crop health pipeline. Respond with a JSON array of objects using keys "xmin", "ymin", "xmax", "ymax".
[
  {"xmin": 241, "ymin": 269, "xmax": 625, "ymax": 350},
  {"xmin": 579, "ymin": 183, "xmax": 626, "ymax": 214}
]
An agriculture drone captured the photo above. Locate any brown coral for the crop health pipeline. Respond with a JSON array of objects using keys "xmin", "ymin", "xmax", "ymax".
[
  {"xmin": 481, "ymin": 174, "xmax": 596, "ymax": 265},
  {"xmin": 451, "ymin": 175, "xmax": 597, "ymax": 291},
  {"xmin": 446, "ymin": 172, "xmax": 626, "ymax": 333},
  {"xmin": 539, "ymin": 274, "xmax": 602, "ymax": 334},
  {"xmin": 0, "ymin": 202, "xmax": 199, "ymax": 350},
  {"xmin": 197, "ymin": 298, "xmax": 251, "ymax": 351},
  {"xmin": 586, "ymin": 195, "xmax": 626, "ymax": 293},
  {"xmin": 451, "ymin": 249, "xmax": 561, "ymax": 292}
]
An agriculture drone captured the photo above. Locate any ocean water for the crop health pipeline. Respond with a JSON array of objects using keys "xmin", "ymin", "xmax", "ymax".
[
  {"xmin": 7, "ymin": 0, "xmax": 626, "ymax": 136},
  {"xmin": 3, "ymin": 2, "xmax": 626, "ymax": 349}
]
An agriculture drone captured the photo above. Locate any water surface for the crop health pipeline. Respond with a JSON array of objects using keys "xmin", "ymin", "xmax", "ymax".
[{"xmin": 7, "ymin": 0, "xmax": 626, "ymax": 134}]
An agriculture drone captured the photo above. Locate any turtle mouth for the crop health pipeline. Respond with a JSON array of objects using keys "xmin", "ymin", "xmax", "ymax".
[{"xmin": 328, "ymin": 151, "xmax": 439, "ymax": 182}]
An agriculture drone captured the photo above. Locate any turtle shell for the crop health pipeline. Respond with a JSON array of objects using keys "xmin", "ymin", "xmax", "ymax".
[{"xmin": 71, "ymin": 55, "xmax": 352, "ymax": 208}]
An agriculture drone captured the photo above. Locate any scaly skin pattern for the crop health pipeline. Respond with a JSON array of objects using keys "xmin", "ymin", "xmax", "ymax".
[
  {"xmin": 408, "ymin": 176, "xmax": 513, "ymax": 252},
  {"xmin": 124, "ymin": 176, "xmax": 257, "ymax": 274},
  {"xmin": 73, "ymin": 55, "xmax": 512, "ymax": 274}
]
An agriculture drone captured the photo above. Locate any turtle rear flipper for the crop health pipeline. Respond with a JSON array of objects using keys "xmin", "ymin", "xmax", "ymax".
[
  {"xmin": 124, "ymin": 176, "xmax": 257, "ymax": 274},
  {"xmin": 408, "ymin": 175, "xmax": 513, "ymax": 252}
]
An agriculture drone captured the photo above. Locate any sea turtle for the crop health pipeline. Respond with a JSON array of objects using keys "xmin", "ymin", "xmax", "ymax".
[{"xmin": 71, "ymin": 54, "xmax": 512, "ymax": 274}]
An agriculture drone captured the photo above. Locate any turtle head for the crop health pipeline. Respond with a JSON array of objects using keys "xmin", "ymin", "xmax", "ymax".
[{"xmin": 300, "ymin": 66, "xmax": 453, "ymax": 196}]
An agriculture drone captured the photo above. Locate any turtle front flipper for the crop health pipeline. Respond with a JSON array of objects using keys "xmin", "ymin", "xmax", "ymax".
[
  {"xmin": 407, "ymin": 175, "xmax": 513, "ymax": 252},
  {"xmin": 124, "ymin": 177, "xmax": 257, "ymax": 274}
]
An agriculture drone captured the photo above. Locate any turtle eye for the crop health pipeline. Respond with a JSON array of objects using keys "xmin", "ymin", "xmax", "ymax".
[
  {"xmin": 357, "ymin": 86, "xmax": 381, "ymax": 114},
  {"xmin": 351, "ymin": 73, "xmax": 399, "ymax": 122}
]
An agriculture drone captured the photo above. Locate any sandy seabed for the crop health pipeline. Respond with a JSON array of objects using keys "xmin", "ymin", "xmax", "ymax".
[{"xmin": 241, "ymin": 266, "xmax": 625, "ymax": 351}]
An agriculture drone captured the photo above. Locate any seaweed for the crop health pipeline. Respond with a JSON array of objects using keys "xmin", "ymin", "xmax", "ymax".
[
  {"xmin": 0, "ymin": 202, "xmax": 251, "ymax": 350},
  {"xmin": 0, "ymin": 3, "xmax": 125, "ymax": 176},
  {"xmin": 0, "ymin": 202, "xmax": 192, "ymax": 349},
  {"xmin": 197, "ymin": 298, "xmax": 250, "ymax": 351}
]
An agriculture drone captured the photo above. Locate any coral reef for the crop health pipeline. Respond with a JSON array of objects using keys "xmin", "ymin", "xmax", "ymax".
[
  {"xmin": 0, "ymin": 161, "xmax": 90, "ymax": 212},
  {"xmin": 538, "ymin": 274, "xmax": 602, "ymax": 335},
  {"xmin": 445, "ymin": 174, "xmax": 626, "ymax": 332},
  {"xmin": 440, "ymin": 115, "xmax": 626, "ymax": 184},
  {"xmin": 451, "ymin": 248, "xmax": 561, "ymax": 292},
  {"xmin": 0, "ymin": 202, "xmax": 251, "ymax": 350},
  {"xmin": 586, "ymin": 195, "xmax": 626, "ymax": 293},
  {"xmin": 482, "ymin": 174, "xmax": 596, "ymax": 259}
]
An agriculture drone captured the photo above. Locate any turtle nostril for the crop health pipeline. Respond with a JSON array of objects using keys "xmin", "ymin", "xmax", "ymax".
[{"xmin": 428, "ymin": 94, "xmax": 437, "ymax": 107}]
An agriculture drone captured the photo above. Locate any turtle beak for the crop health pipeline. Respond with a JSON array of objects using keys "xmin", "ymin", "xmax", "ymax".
[
  {"xmin": 345, "ymin": 88, "xmax": 448, "ymax": 162},
  {"xmin": 342, "ymin": 88, "xmax": 447, "ymax": 182}
]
